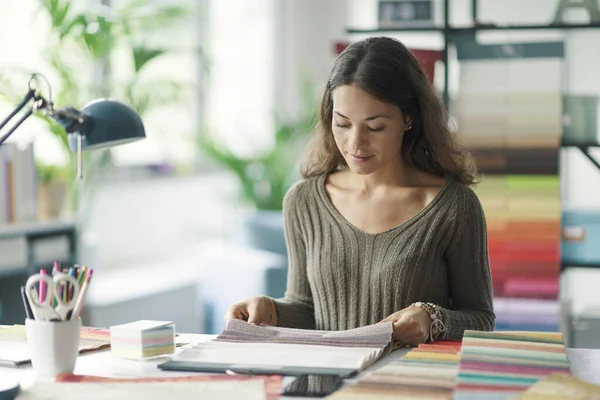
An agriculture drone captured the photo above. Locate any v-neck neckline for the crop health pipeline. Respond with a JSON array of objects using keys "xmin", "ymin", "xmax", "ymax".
[{"xmin": 316, "ymin": 172, "xmax": 453, "ymax": 237}]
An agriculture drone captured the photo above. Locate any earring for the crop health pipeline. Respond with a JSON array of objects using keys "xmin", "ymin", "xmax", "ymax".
[{"xmin": 406, "ymin": 125, "xmax": 412, "ymax": 131}]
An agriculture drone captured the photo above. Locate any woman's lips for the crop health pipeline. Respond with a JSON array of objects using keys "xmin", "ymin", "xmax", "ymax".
[{"xmin": 350, "ymin": 154, "xmax": 373, "ymax": 163}]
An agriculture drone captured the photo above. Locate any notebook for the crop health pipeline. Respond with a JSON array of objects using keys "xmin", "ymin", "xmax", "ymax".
[
  {"xmin": 158, "ymin": 319, "xmax": 395, "ymax": 378},
  {"xmin": 0, "ymin": 325, "xmax": 110, "ymax": 367}
]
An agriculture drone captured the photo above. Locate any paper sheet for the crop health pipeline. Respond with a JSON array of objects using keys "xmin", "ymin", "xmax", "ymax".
[
  {"xmin": 17, "ymin": 380, "xmax": 266, "ymax": 400},
  {"xmin": 174, "ymin": 340, "xmax": 382, "ymax": 370}
]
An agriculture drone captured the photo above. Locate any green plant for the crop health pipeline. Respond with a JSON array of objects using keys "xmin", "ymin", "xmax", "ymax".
[
  {"xmin": 0, "ymin": 0, "xmax": 198, "ymax": 211},
  {"xmin": 198, "ymin": 84, "xmax": 318, "ymax": 211},
  {"xmin": 36, "ymin": 162, "xmax": 70, "ymax": 184}
]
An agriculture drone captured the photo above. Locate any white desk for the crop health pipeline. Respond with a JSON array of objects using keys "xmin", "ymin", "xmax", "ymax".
[{"xmin": 2, "ymin": 333, "xmax": 599, "ymax": 397}]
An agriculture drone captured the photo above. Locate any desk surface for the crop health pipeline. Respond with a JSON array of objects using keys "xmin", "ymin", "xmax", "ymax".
[{"xmin": 2, "ymin": 333, "xmax": 599, "ymax": 397}]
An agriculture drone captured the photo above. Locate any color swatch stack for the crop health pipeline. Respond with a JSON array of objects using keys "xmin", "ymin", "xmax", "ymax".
[
  {"xmin": 110, "ymin": 320, "xmax": 175, "ymax": 360},
  {"xmin": 474, "ymin": 176, "xmax": 561, "ymax": 332},
  {"xmin": 330, "ymin": 339, "xmax": 462, "ymax": 399},
  {"xmin": 453, "ymin": 330, "xmax": 571, "ymax": 400}
]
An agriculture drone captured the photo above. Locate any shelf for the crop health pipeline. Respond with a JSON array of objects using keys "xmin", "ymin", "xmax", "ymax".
[
  {"xmin": 347, "ymin": 22, "xmax": 600, "ymax": 35},
  {"xmin": 0, "ymin": 261, "xmax": 63, "ymax": 279},
  {"xmin": 562, "ymin": 141, "xmax": 600, "ymax": 171},
  {"xmin": 562, "ymin": 140, "xmax": 600, "ymax": 147},
  {"xmin": 0, "ymin": 220, "xmax": 76, "ymax": 240},
  {"xmin": 561, "ymin": 261, "xmax": 600, "ymax": 272}
]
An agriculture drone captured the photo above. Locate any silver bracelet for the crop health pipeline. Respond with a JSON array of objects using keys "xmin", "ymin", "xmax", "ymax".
[{"xmin": 410, "ymin": 302, "xmax": 446, "ymax": 342}]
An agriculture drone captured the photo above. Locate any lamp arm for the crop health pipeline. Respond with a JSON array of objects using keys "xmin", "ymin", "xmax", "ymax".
[{"xmin": 0, "ymin": 89, "xmax": 37, "ymax": 146}]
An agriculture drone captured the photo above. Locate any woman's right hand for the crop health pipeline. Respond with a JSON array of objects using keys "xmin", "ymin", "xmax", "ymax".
[{"xmin": 224, "ymin": 296, "xmax": 278, "ymax": 326}]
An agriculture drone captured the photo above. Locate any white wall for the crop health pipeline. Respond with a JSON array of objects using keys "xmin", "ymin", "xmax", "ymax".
[{"xmin": 273, "ymin": 0, "xmax": 349, "ymax": 120}]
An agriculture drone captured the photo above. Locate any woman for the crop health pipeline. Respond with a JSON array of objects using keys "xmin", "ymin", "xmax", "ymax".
[{"xmin": 225, "ymin": 37, "xmax": 495, "ymax": 346}]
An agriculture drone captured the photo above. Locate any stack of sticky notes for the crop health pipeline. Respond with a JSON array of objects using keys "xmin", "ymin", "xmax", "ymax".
[{"xmin": 109, "ymin": 320, "xmax": 175, "ymax": 360}]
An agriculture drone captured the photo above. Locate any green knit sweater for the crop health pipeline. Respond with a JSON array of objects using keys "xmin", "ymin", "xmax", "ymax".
[{"xmin": 272, "ymin": 173, "xmax": 495, "ymax": 339}]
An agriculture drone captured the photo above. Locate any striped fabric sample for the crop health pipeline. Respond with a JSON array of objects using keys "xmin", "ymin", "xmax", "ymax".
[
  {"xmin": 453, "ymin": 330, "xmax": 571, "ymax": 400},
  {"xmin": 330, "ymin": 339, "xmax": 462, "ymax": 399},
  {"xmin": 216, "ymin": 319, "xmax": 394, "ymax": 349}
]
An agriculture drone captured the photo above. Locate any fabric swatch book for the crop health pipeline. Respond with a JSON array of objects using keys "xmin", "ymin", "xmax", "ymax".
[
  {"xmin": 0, "ymin": 325, "xmax": 110, "ymax": 367},
  {"xmin": 453, "ymin": 330, "xmax": 571, "ymax": 400},
  {"xmin": 330, "ymin": 339, "xmax": 463, "ymax": 399},
  {"xmin": 158, "ymin": 319, "xmax": 395, "ymax": 377}
]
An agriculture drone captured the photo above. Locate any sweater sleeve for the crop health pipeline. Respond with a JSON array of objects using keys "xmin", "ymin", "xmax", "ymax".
[
  {"xmin": 270, "ymin": 183, "xmax": 316, "ymax": 329},
  {"xmin": 439, "ymin": 186, "xmax": 496, "ymax": 339}
]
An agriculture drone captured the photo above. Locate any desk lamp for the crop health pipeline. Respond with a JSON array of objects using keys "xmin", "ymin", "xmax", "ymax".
[{"xmin": 0, "ymin": 74, "xmax": 145, "ymax": 178}]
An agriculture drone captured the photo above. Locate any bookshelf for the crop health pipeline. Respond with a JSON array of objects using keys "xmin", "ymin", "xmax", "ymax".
[
  {"xmin": 346, "ymin": 0, "xmax": 600, "ymax": 119},
  {"xmin": 345, "ymin": 0, "xmax": 600, "ymax": 333}
]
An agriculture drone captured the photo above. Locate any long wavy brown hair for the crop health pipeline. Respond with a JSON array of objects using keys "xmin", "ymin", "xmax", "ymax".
[{"xmin": 301, "ymin": 37, "xmax": 477, "ymax": 185}]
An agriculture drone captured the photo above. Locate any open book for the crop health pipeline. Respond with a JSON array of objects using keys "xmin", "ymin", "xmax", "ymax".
[{"xmin": 158, "ymin": 319, "xmax": 395, "ymax": 377}]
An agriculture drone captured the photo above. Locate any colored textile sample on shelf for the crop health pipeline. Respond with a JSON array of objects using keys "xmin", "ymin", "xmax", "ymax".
[
  {"xmin": 330, "ymin": 339, "xmax": 462, "ymax": 399},
  {"xmin": 453, "ymin": 330, "xmax": 571, "ymax": 400}
]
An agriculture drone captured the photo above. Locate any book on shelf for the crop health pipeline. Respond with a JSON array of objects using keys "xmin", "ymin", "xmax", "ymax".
[{"xmin": 0, "ymin": 142, "xmax": 38, "ymax": 225}]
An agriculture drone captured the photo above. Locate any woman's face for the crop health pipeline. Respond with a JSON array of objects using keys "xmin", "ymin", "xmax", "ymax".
[{"xmin": 331, "ymin": 84, "xmax": 411, "ymax": 176}]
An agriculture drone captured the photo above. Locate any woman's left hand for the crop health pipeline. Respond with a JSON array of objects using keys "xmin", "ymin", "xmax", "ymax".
[{"xmin": 380, "ymin": 305, "xmax": 431, "ymax": 347}]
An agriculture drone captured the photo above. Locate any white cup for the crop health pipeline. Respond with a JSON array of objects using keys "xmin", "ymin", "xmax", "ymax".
[{"xmin": 25, "ymin": 317, "xmax": 81, "ymax": 378}]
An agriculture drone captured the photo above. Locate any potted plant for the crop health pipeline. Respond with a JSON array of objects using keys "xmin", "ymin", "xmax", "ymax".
[
  {"xmin": 197, "ymin": 84, "xmax": 318, "ymax": 255},
  {"xmin": 0, "ymin": 0, "xmax": 195, "ymax": 215},
  {"xmin": 36, "ymin": 162, "xmax": 71, "ymax": 220}
]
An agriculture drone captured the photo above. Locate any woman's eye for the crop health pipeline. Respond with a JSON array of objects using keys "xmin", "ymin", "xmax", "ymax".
[
  {"xmin": 368, "ymin": 126, "xmax": 384, "ymax": 132},
  {"xmin": 334, "ymin": 122, "xmax": 350, "ymax": 129}
]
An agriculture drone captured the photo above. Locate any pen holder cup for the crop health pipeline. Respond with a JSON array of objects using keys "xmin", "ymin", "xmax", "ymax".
[{"xmin": 25, "ymin": 317, "xmax": 81, "ymax": 378}]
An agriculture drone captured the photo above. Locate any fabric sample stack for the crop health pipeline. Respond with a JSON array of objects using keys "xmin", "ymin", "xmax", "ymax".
[
  {"xmin": 453, "ymin": 330, "xmax": 571, "ymax": 400},
  {"xmin": 474, "ymin": 176, "xmax": 561, "ymax": 332},
  {"xmin": 330, "ymin": 339, "xmax": 462, "ymax": 399},
  {"xmin": 454, "ymin": 34, "xmax": 563, "ymax": 334},
  {"xmin": 110, "ymin": 320, "xmax": 176, "ymax": 360}
]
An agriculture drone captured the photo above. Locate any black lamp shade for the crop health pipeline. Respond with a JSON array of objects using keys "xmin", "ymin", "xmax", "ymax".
[{"xmin": 67, "ymin": 99, "xmax": 145, "ymax": 152}]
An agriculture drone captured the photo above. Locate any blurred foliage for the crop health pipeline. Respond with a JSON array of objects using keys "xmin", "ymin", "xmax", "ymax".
[
  {"xmin": 36, "ymin": 161, "xmax": 71, "ymax": 183},
  {"xmin": 0, "ymin": 0, "xmax": 198, "ymax": 212},
  {"xmin": 0, "ymin": 0, "xmax": 196, "ymax": 161},
  {"xmin": 197, "ymin": 82, "xmax": 318, "ymax": 211}
]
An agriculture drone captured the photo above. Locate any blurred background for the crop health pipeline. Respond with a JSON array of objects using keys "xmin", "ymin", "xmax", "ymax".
[{"xmin": 0, "ymin": 0, "xmax": 599, "ymax": 348}]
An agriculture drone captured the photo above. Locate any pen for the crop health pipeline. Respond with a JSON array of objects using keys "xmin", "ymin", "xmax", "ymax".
[
  {"xmin": 39, "ymin": 269, "xmax": 47, "ymax": 303},
  {"xmin": 68, "ymin": 267, "xmax": 76, "ymax": 302},
  {"xmin": 69, "ymin": 269, "xmax": 93, "ymax": 320},
  {"xmin": 20, "ymin": 286, "xmax": 33, "ymax": 320}
]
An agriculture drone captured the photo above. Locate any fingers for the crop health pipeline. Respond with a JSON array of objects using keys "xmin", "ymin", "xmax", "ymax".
[
  {"xmin": 379, "ymin": 311, "xmax": 401, "ymax": 324},
  {"xmin": 247, "ymin": 300, "xmax": 261, "ymax": 325},
  {"xmin": 224, "ymin": 297, "xmax": 275, "ymax": 327},
  {"xmin": 392, "ymin": 314, "xmax": 426, "ymax": 346},
  {"xmin": 224, "ymin": 304, "xmax": 248, "ymax": 323}
]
